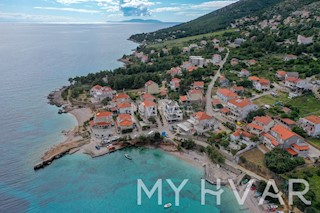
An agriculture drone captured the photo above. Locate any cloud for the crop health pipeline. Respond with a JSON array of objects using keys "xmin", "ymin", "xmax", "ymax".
[
  {"xmin": 34, "ymin": 6, "xmax": 101, "ymax": 13},
  {"xmin": 0, "ymin": 12, "xmax": 76, "ymax": 22},
  {"xmin": 119, "ymin": 0, "xmax": 154, "ymax": 16},
  {"xmin": 151, "ymin": 7, "xmax": 181, "ymax": 13},
  {"xmin": 190, "ymin": 1, "xmax": 237, "ymax": 10}
]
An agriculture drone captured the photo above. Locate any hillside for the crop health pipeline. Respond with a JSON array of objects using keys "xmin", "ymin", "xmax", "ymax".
[{"xmin": 130, "ymin": 0, "xmax": 319, "ymax": 44}]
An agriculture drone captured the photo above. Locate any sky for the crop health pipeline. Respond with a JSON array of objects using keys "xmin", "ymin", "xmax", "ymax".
[{"xmin": 0, "ymin": 0, "xmax": 238, "ymax": 23}]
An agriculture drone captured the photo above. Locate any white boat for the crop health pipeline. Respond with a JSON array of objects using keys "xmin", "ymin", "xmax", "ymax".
[
  {"xmin": 124, "ymin": 154, "xmax": 132, "ymax": 160},
  {"xmin": 164, "ymin": 203, "xmax": 172, "ymax": 209}
]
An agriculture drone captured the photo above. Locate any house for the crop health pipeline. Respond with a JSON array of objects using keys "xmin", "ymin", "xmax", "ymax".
[
  {"xmin": 201, "ymin": 40, "xmax": 207, "ymax": 46},
  {"xmin": 285, "ymin": 77, "xmax": 300, "ymax": 89},
  {"xmin": 141, "ymin": 55, "xmax": 149, "ymax": 63},
  {"xmin": 139, "ymin": 101, "xmax": 157, "ymax": 119},
  {"xmin": 116, "ymin": 102, "xmax": 132, "ymax": 114},
  {"xmin": 212, "ymin": 38, "xmax": 220, "ymax": 45},
  {"xmin": 90, "ymin": 111, "xmax": 114, "ymax": 138},
  {"xmin": 188, "ymin": 112, "xmax": 216, "ymax": 135},
  {"xmin": 145, "ymin": 80, "xmax": 159, "ymax": 94},
  {"xmin": 116, "ymin": 114, "xmax": 134, "ymax": 133},
  {"xmin": 90, "ymin": 85, "xmax": 115, "ymax": 102},
  {"xmin": 226, "ymin": 98, "xmax": 258, "ymax": 122},
  {"xmin": 167, "ymin": 67, "xmax": 182, "ymax": 77},
  {"xmin": 212, "ymin": 54, "xmax": 222, "ymax": 64},
  {"xmin": 187, "ymin": 66, "xmax": 198, "ymax": 72},
  {"xmin": 183, "ymin": 47, "xmax": 190, "ymax": 53},
  {"xmin": 247, "ymin": 116, "xmax": 274, "ymax": 135},
  {"xmin": 212, "ymin": 99, "xmax": 221, "ymax": 108},
  {"xmin": 114, "ymin": 93, "xmax": 130, "ymax": 103},
  {"xmin": 231, "ymin": 86, "xmax": 244, "ymax": 95},
  {"xmin": 278, "ymin": 118, "xmax": 296, "ymax": 129},
  {"xmin": 276, "ymin": 70, "xmax": 287, "ymax": 80},
  {"xmin": 297, "ymin": 35, "xmax": 313, "ymax": 45},
  {"xmin": 231, "ymin": 58, "xmax": 239, "ymax": 66},
  {"xmin": 218, "ymin": 47, "xmax": 225, "ymax": 52},
  {"xmin": 218, "ymin": 76, "xmax": 229, "ymax": 87},
  {"xmin": 141, "ymin": 93, "xmax": 156, "ymax": 102},
  {"xmin": 285, "ymin": 72, "xmax": 299, "ymax": 79},
  {"xmin": 248, "ymin": 76, "xmax": 260, "ymax": 83},
  {"xmin": 181, "ymin": 61, "xmax": 193, "ymax": 70},
  {"xmin": 162, "ymin": 100, "xmax": 183, "ymax": 122},
  {"xmin": 216, "ymin": 88, "xmax": 238, "ymax": 103},
  {"xmin": 296, "ymin": 80, "xmax": 313, "ymax": 91},
  {"xmin": 239, "ymin": 69, "xmax": 250, "ymax": 78},
  {"xmin": 245, "ymin": 60, "xmax": 257, "ymax": 66},
  {"xmin": 179, "ymin": 95, "xmax": 189, "ymax": 105},
  {"xmin": 189, "ymin": 56, "xmax": 205, "ymax": 67},
  {"xmin": 187, "ymin": 90, "xmax": 203, "ymax": 103},
  {"xmin": 254, "ymin": 78, "xmax": 270, "ymax": 91},
  {"xmin": 269, "ymin": 125, "xmax": 308, "ymax": 156},
  {"xmin": 162, "ymin": 48, "xmax": 169, "ymax": 55},
  {"xmin": 170, "ymin": 78, "xmax": 181, "ymax": 91},
  {"xmin": 193, "ymin": 81, "xmax": 205, "ymax": 90},
  {"xmin": 230, "ymin": 129, "xmax": 254, "ymax": 142},
  {"xmin": 262, "ymin": 133, "xmax": 280, "ymax": 150},
  {"xmin": 298, "ymin": 115, "xmax": 320, "ymax": 137},
  {"xmin": 284, "ymin": 54, "xmax": 297, "ymax": 61}
]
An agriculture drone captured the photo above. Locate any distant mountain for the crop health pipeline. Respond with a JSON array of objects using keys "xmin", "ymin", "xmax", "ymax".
[
  {"xmin": 121, "ymin": 19, "xmax": 163, "ymax": 23},
  {"xmin": 130, "ymin": 0, "xmax": 317, "ymax": 43}
]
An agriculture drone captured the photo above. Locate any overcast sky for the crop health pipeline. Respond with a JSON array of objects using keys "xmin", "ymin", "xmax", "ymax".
[{"xmin": 0, "ymin": 0, "xmax": 238, "ymax": 23}]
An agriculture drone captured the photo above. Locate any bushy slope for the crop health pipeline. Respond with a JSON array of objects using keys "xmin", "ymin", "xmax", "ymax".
[{"xmin": 130, "ymin": 0, "xmax": 280, "ymax": 43}]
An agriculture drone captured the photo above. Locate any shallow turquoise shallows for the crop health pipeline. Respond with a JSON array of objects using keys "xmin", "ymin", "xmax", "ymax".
[{"xmin": 0, "ymin": 24, "xmax": 245, "ymax": 213}]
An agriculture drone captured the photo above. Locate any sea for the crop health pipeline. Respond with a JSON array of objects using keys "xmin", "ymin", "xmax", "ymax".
[{"xmin": 0, "ymin": 23, "xmax": 244, "ymax": 212}]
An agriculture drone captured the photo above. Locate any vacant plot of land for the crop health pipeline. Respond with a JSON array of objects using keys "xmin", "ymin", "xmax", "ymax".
[
  {"xmin": 148, "ymin": 29, "xmax": 236, "ymax": 49},
  {"xmin": 286, "ymin": 94, "xmax": 320, "ymax": 116},
  {"xmin": 241, "ymin": 148, "xmax": 265, "ymax": 167},
  {"xmin": 253, "ymin": 92, "xmax": 288, "ymax": 106}
]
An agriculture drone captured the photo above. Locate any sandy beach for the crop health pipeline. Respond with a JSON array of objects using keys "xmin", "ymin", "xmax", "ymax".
[{"xmin": 69, "ymin": 107, "xmax": 92, "ymax": 126}]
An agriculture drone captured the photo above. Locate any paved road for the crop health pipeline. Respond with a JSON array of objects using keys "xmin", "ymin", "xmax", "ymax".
[{"xmin": 206, "ymin": 48, "xmax": 230, "ymax": 116}]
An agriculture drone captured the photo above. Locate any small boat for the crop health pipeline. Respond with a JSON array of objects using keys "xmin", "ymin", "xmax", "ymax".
[
  {"xmin": 164, "ymin": 203, "xmax": 172, "ymax": 209},
  {"xmin": 125, "ymin": 154, "xmax": 132, "ymax": 160},
  {"xmin": 95, "ymin": 146, "xmax": 100, "ymax": 150}
]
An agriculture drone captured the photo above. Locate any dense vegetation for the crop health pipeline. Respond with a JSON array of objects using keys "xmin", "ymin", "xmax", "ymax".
[
  {"xmin": 264, "ymin": 148, "xmax": 305, "ymax": 174},
  {"xmin": 130, "ymin": 0, "xmax": 282, "ymax": 43}
]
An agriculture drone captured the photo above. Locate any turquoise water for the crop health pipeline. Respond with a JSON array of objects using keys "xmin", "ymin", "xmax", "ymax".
[{"xmin": 0, "ymin": 24, "xmax": 243, "ymax": 212}]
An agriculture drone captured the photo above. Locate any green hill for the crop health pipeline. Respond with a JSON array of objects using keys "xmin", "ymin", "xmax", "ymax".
[{"xmin": 130, "ymin": 0, "xmax": 319, "ymax": 43}]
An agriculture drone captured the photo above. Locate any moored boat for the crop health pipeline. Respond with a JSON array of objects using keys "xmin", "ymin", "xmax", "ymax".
[
  {"xmin": 125, "ymin": 154, "xmax": 132, "ymax": 160},
  {"xmin": 164, "ymin": 203, "xmax": 172, "ymax": 209}
]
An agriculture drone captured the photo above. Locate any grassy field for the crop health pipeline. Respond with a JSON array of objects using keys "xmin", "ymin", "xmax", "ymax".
[
  {"xmin": 308, "ymin": 138, "xmax": 320, "ymax": 150},
  {"xmin": 148, "ymin": 29, "xmax": 237, "ymax": 49},
  {"xmin": 286, "ymin": 94, "xmax": 320, "ymax": 117},
  {"xmin": 253, "ymin": 92, "xmax": 288, "ymax": 106}
]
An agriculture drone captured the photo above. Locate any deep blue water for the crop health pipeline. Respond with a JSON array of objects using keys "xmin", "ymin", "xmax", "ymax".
[{"xmin": 0, "ymin": 23, "xmax": 243, "ymax": 212}]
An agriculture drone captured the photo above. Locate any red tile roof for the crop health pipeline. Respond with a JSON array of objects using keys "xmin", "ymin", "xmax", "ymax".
[
  {"xmin": 281, "ymin": 118, "xmax": 296, "ymax": 125},
  {"xmin": 141, "ymin": 100, "xmax": 156, "ymax": 108},
  {"xmin": 193, "ymin": 112, "xmax": 213, "ymax": 121},
  {"xmin": 232, "ymin": 86, "xmax": 244, "ymax": 91},
  {"xmin": 292, "ymin": 143, "xmax": 309, "ymax": 151},
  {"xmin": 193, "ymin": 81, "xmax": 205, "ymax": 87},
  {"xmin": 180, "ymin": 96, "xmax": 187, "ymax": 102},
  {"xmin": 248, "ymin": 76, "xmax": 260, "ymax": 81},
  {"xmin": 171, "ymin": 78, "xmax": 181, "ymax": 83},
  {"xmin": 117, "ymin": 114, "xmax": 133, "ymax": 127},
  {"xmin": 304, "ymin": 115, "xmax": 320, "ymax": 124},
  {"xmin": 188, "ymin": 89, "xmax": 203, "ymax": 95},
  {"xmin": 228, "ymin": 98, "xmax": 253, "ymax": 108},
  {"xmin": 217, "ymin": 88, "xmax": 237, "ymax": 97},
  {"xmin": 212, "ymin": 99, "xmax": 221, "ymax": 105},
  {"xmin": 92, "ymin": 85, "xmax": 102, "ymax": 90},
  {"xmin": 145, "ymin": 80, "xmax": 156, "ymax": 86},
  {"xmin": 115, "ymin": 93, "xmax": 129, "ymax": 100},
  {"xmin": 247, "ymin": 123, "xmax": 263, "ymax": 131},
  {"xmin": 286, "ymin": 148, "xmax": 298, "ymax": 156},
  {"xmin": 220, "ymin": 108, "xmax": 230, "ymax": 113},
  {"xmin": 142, "ymin": 93, "xmax": 155, "ymax": 101},
  {"xmin": 254, "ymin": 116, "xmax": 273, "ymax": 125},
  {"xmin": 96, "ymin": 111, "xmax": 112, "ymax": 118},
  {"xmin": 286, "ymin": 77, "xmax": 300, "ymax": 83},
  {"xmin": 277, "ymin": 70, "xmax": 287, "ymax": 76},
  {"xmin": 271, "ymin": 125, "xmax": 300, "ymax": 140},
  {"xmin": 116, "ymin": 102, "xmax": 131, "ymax": 109},
  {"xmin": 259, "ymin": 78, "xmax": 270, "ymax": 85}
]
